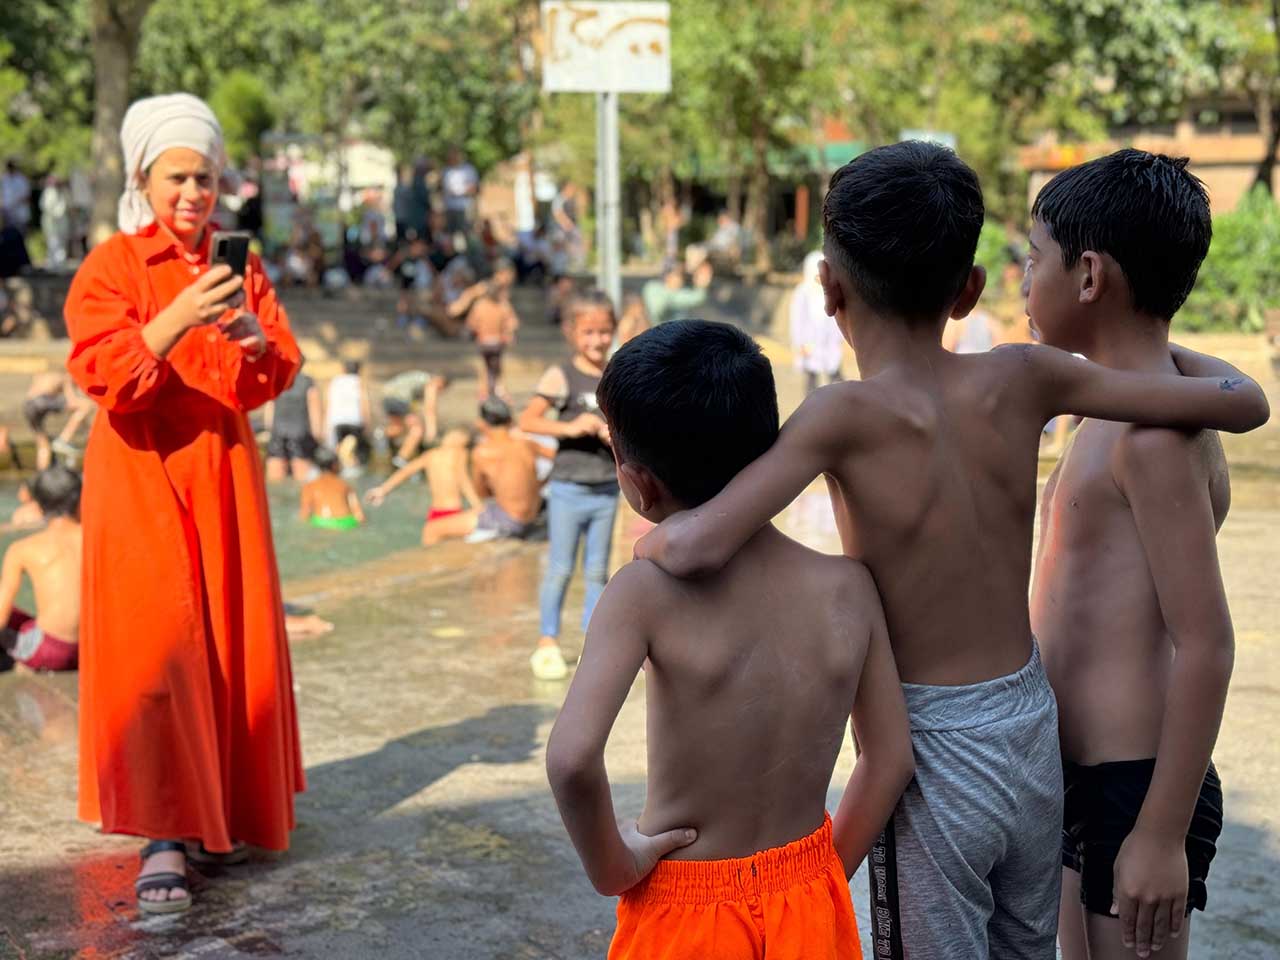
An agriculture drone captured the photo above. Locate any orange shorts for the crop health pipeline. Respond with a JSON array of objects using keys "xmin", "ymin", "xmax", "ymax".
[{"xmin": 608, "ymin": 815, "xmax": 862, "ymax": 960}]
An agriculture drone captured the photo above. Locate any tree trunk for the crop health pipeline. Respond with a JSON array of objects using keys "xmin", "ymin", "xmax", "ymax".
[
  {"xmin": 745, "ymin": 118, "xmax": 772, "ymax": 271},
  {"xmin": 726, "ymin": 172, "xmax": 744, "ymax": 224},
  {"xmin": 1253, "ymin": 0, "xmax": 1280, "ymax": 194},
  {"xmin": 89, "ymin": 0, "xmax": 154, "ymax": 246}
]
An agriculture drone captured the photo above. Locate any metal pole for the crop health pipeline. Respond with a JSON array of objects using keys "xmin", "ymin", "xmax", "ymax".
[
  {"xmin": 595, "ymin": 91, "xmax": 608, "ymax": 294},
  {"xmin": 603, "ymin": 90, "xmax": 622, "ymax": 310}
]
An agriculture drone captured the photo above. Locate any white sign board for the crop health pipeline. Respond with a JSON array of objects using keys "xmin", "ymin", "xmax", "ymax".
[{"xmin": 542, "ymin": 2, "xmax": 671, "ymax": 94}]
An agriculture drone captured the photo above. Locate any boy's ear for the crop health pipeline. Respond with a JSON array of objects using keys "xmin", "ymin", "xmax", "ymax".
[
  {"xmin": 618, "ymin": 461, "xmax": 663, "ymax": 513},
  {"xmin": 1078, "ymin": 251, "xmax": 1106, "ymax": 304},
  {"xmin": 818, "ymin": 259, "xmax": 844, "ymax": 318},
  {"xmin": 949, "ymin": 265, "xmax": 987, "ymax": 320}
]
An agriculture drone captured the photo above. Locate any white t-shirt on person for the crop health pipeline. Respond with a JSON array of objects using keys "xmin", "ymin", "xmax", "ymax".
[{"xmin": 442, "ymin": 163, "xmax": 478, "ymax": 211}]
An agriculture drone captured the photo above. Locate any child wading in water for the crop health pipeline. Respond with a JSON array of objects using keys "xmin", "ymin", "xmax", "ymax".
[
  {"xmin": 518, "ymin": 289, "xmax": 618, "ymax": 680},
  {"xmin": 367, "ymin": 428, "xmax": 480, "ymax": 544},
  {"xmin": 299, "ymin": 447, "xmax": 365, "ymax": 530},
  {"xmin": 547, "ymin": 321, "xmax": 914, "ymax": 959},
  {"xmin": 0, "ymin": 466, "xmax": 82, "ymax": 672}
]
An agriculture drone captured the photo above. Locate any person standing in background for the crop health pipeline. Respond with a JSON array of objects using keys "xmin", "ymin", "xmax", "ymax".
[
  {"xmin": 789, "ymin": 251, "xmax": 844, "ymax": 393},
  {"xmin": 442, "ymin": 147, "xmax": 479, "ymax": 237},
  {"xmin": 40, "ymin": 175, "xmax": 72, "ymax": 268},
  {"xmin": 1, "ymin": 160, "xmax": 31, "ymax": 235}
]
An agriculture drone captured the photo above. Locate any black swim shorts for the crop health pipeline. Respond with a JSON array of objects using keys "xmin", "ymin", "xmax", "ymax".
[
  {"xmin": 23, "ymin": 394, "xmax": 65, "ymax": 433},
  {"xmin": 1062, "ymin": 758, "xmax": 1223, "ymax": 916},
  {"xmin": 266, "ymin": 432, "xmax": 317, "ymax": 462}
]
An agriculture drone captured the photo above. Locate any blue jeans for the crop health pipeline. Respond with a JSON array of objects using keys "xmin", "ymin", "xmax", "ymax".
[{"xmin": 538, "ymin": 480, "xmax": 620, "ymax": 639}]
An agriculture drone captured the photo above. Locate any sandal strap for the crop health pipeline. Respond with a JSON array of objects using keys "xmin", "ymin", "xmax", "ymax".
[
  {"xmin": 135, "ymin": 872, "xmax": 189, "ymax": 895},
  {"xmin": 140, "ymin": 839, "xmax": 187, "ymax": 861}
]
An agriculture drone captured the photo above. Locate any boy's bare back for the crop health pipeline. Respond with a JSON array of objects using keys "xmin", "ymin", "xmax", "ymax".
[
  {"xmin": 425, "ymin": 444, "xmax": 469, "ymax": 511},
  {"xmin": 813, "ymin": 348, "xmax": 1046, "ymax": 685},
  {"xmin": 301, "ymin": 473, "xmax": 357, "ymax": 519},
  {"xmin": 1034, "ymin": 421, "xmax": 1229, "ymax": 764},
  {"xmin": 7, "ymin": 522, "xmax": 81, "ymax": 640},
  {"xmin": 472, "ymin": 432, "xmax": 542, "ymax": 524},
  {"xmin": 624, "ymin": 527, "xmax": 877, "ymax": 859}
]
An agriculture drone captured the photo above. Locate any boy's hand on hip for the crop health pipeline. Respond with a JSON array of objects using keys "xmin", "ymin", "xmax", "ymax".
[
  {"xmin": 617, "ymin": 819, "xmax": 696, "ymax": 892},
  {"xmin": 1111, "ymin": 829, "xmax": 1189, "ymax": 957}
]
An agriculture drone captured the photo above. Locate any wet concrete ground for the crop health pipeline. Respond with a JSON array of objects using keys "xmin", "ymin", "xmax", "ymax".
[{"xmin": 1, "ymin": 334, "xmax": 1278, "ymax": 959}]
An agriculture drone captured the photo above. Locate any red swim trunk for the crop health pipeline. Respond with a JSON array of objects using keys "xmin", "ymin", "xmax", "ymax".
[
  {"xmin": 609, "ymin": 814, "xmax": 862, "ymax": 960},
  {"xmin": 427, "ymin": 507, "xmax": 463, "ymax": 522},
  {"xmin": 4, "ymin": 609, "xmax": 78, "ymax": 671}
]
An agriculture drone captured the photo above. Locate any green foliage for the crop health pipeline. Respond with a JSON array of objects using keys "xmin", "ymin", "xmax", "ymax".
[
  {"xmin": 209, "ymin": 70, "xmax": 275, "ymax": 165},
  {"xmin": 136, "ymin": 0, "xmax": 536, "ymax": 174},
  {"xmin": 0, "ymin": 1, "xmax": 93, "ymax": 174},
  {"xmin": 974, "ymin": 220, "xmax": 1013, "ymax": 277},
  {"xmin": 1181, "ymin": 187, "xmax": 1280, "ymax": 332}
]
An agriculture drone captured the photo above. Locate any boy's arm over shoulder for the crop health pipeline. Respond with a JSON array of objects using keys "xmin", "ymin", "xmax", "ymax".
[
  {"xmin": 0, "ymin": 539, "xmax": 27, "ymax": 625},
  {"xmin": 830, "ymin": 561, "xmax": 914, "ymax": 878},
  {"xmin": 1108, "ymin": 426, "xmax": 1234, "ymax": 953},
  {"xmin": 636, "ymin": 384, "xmax": 869, "ymax": 578},
  {"xmin": 1002, "ymin": 342, "xmax": 1270, "ymax": 434},
  {"xmin": 546, "ymin": 560, "xmax": 694, "ymax": 895}
]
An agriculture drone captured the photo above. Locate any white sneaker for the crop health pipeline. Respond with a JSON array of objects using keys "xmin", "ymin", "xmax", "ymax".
[{"xmin": 530, "ymin": 644, "xmax": 568, "ymax": 681}]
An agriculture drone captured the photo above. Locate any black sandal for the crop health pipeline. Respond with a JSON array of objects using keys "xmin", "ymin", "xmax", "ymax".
[
  {"xmin": 136, "ymin": 840, "xmax": 192, "ymax": 915},
  {"xmin": 186, "ymin": 840, "xmax": 249, "ymax": 866}
]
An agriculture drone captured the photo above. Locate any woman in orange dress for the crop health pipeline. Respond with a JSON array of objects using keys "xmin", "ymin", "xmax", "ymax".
[{"xmin": 65, "ymin": 93, "xmax": 304, "ymax": 915}]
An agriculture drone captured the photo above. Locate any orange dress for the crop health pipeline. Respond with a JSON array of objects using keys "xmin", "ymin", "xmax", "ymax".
[{"xmin": 66, "ymin": 223, "xmax": 304, "ymax": 852}]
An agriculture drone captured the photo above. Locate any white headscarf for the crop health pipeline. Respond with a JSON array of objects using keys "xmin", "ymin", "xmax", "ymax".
[{"xmin": 117, "ymin": 93, "xmax": 226, "ymax": 234}]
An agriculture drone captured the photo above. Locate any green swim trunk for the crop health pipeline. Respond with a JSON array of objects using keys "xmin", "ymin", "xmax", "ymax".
[{"xmin": 309, "ymin": 514, "xmax": 360, "ymax": 531}]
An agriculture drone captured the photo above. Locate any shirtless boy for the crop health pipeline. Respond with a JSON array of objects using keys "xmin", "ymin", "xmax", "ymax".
[
  {"xmin": 466, "ymin": 260, "xmax": 520, "ymax": 399},
  {"xmin": 1026, "ymin": 150, "xmax": 1238, "ymax": 960},
  {"xmin": 367, "ymin": 427, "xmax": 480, "ymax": 545},
  {"xmin": 636, "ymin": 142, "xmax": 1270, "ymax": 958},
  {"xmin": 299, "ymin": 447, "xmax": 365, "ymax": 530},
  {"xmin": 369, "ymin": 399, "xmax": 548, "ymax": 546},
  {"xmin": 24, "ymin": 371, "xmax": 94, "ymax": 469},
  {"xmin": 548, "ymin": 321, "xmax": 914, "ymax": 959},
  {"xmin": 0, "ymin": 466, "xmax": 81, "ymax": 672}
]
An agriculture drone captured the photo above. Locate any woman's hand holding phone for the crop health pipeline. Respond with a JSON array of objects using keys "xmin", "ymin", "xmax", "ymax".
[{"xmin": 145, "ymin": 265, "xmax": 245, "ymax": 358}]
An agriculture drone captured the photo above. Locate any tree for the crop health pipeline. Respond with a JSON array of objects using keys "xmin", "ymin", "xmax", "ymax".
[
  {"xmin": 0, "ymin": 1, "xmax": 94, "ymax": 175},
  {"xmin": 89, "ymin": 0, "xmax": 156, "ymax": 244},
  {"xmin": 208, "ymin": 70, "xmax": 275, "ymax": 167}
]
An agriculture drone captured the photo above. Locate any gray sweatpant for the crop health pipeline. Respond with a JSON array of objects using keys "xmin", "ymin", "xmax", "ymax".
[{"xmin": 867, "ymin": 644, "xmax": 1063, "ymax": 960}]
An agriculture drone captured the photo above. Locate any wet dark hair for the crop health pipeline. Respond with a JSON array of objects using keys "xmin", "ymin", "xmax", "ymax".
[
  {"xmin": 822, "ymin": 140, "xmax": 984, "ymax": 323},
  {"xmin": 312, "ymin": 446, "xmax": 340, "ymax": 473},
  {"xmin": 1031, "ymin": 149, "xmax": 1211, "ymax": 320},
  {"xmin": 564, "ymin": 287, "xmax": 617, "ymax": 329},
  {"xmin": 480, "ymin": 396, "xmax": 513, "ymax": 426},
  {"xmin": 31, "ymin": 465, "xmax": 81, "ymax": 518},
  {"xmin": 598, "ymin": 320, "xmax": 778, "ymax": 507}
]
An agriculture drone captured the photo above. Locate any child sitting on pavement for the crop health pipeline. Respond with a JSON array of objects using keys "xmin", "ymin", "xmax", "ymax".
[
  {"xmin": 467, "ymin": 397, "xmax": 553, "ymax": 542},
  {"xmin": 0, "ymin": 465, "xmax": 82, "ymax": 672},
  {"xmin": 299, "ymin": 447, "xmax": 365, "ymax": 530},
  {"xmin": 547, "ymin": 320, "xmax": 914, "ymax": 960},
  {"xmin": 1026, "ymin": 150, "xmax": 1243, "ymax": 960},
  {"xmin": 635, "ymin": 142, "xmax": 1270, "ymax": 958}
]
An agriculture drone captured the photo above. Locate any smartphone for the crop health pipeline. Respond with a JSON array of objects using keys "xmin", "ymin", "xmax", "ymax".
[{"xmin": 210, "ymin": 230, "xmax": 251, "ymax": 277}]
